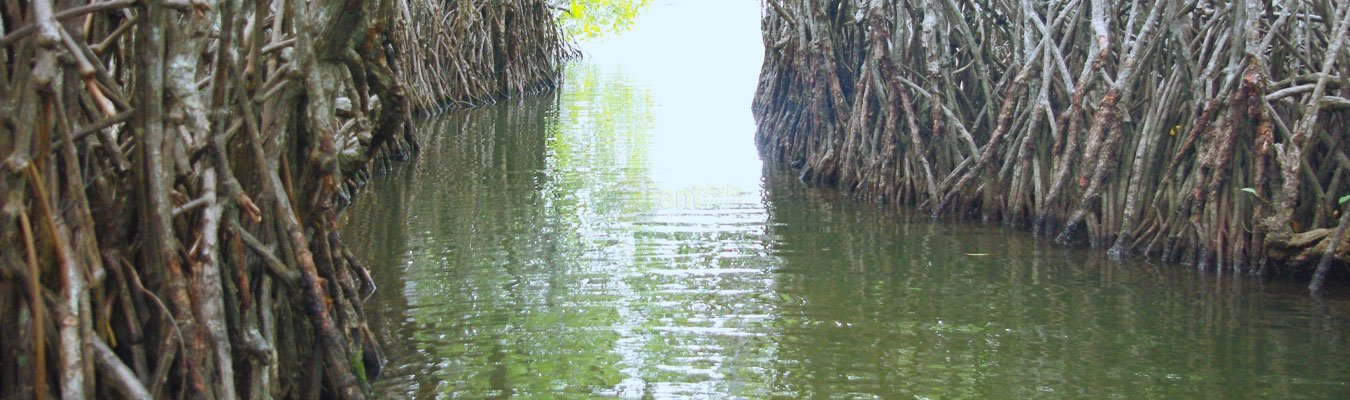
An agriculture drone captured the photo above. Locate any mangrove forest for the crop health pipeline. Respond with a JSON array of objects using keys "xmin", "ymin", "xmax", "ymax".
[
  {"xmin": 1, "ymin": 0, "xmax": 568, "ymax": 397},
  {"xmin": 3, "ymin": 0, "xmax": 1350, "ymax": 398},
  {"xmin": 755, "ymin": 0, "xmax": 1350, "ymax": 288}
]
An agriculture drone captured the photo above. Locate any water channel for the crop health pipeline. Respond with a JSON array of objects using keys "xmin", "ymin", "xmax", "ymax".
[{"xmin": 341, "ymin": 1, "xmax": 1350, "ymax": 397}]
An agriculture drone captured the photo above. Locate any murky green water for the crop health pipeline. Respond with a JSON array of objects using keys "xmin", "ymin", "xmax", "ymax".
[{"xmin": 341, "ymin": 1, "xmax": 1350, "ymax": 398}]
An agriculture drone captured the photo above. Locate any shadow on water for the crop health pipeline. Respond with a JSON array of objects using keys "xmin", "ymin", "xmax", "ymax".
[{"xmin": 344, "ymin": 98, "xmax": 560, "ymax": 398}]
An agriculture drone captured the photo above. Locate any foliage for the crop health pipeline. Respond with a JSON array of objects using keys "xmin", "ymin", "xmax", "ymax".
[{"xmin": 556, "ymin": 0, "xmax": 652, "ymax": 39}]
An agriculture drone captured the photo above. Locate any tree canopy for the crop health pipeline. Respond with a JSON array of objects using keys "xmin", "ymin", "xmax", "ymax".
[{"xmin": 557, "ymin": 0, "xmax": 653, "ymax": 39}]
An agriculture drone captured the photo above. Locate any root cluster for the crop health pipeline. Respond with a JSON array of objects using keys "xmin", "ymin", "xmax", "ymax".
[
  {"xmin": 754, "ymin": 0, "xmax": 1350, "ymax": 289},
  {"xmin": 0, "ymin": 0, "xmax": 568, "ymax": 398}
]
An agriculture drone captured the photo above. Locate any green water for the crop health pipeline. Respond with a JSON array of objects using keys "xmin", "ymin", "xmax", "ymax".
[{"xmin": 340, "ymin": 2, "xmax": 1350, "ymax": 398}]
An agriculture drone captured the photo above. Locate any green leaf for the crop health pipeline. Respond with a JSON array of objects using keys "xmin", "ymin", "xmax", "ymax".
[
  {"xmin": 1241, "ymin": 188, "xmax": 1258, "ymax": 196},
  {"xmin": 1340, "ymin": 194, "xmax": 1349, "ymax": 205},
  {"xmin": 558, "ymin": 0, "xmax": 652, "ymax": 40}
]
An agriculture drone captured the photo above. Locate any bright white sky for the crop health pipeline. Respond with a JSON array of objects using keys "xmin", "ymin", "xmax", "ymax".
[{"xmin": 582, "ymin": 0, "xmax": 768, "ymax": 195}]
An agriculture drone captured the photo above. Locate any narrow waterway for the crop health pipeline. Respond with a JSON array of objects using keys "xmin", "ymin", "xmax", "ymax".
[{"xmin": 341, "ymin": 1, "xmax": 1350, "ymax": 398}]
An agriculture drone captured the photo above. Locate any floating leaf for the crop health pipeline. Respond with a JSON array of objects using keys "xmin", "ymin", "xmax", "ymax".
[
  {"xmin": 1340, "ymin": 194, "xmax": 1349, "ymax": 205},
  {"xmin": 1240, "ymin": 188, "xmax": 1258, "ymax": 196}
]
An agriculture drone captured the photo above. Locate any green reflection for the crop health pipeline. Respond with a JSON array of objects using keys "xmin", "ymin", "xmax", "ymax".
[
  {"xmin": 545, "ymin": 62, "xmax": 657, "ymax": 222},
  {"xmin": 757, "ymin": 169, "xmax": 1350, "ymax": 399},
  {"xmin": 343, "ymin": 58, "xmax": 1350, "ymax": 400},
  {"xmin": 344, "ymin": 61, "xmax": 660, "ymax": 398}
]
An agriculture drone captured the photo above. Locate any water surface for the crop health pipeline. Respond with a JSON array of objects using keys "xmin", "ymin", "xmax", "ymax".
[{"xmin": 341, "ymin": 1, "xmax": 1350, "ymax": 398}]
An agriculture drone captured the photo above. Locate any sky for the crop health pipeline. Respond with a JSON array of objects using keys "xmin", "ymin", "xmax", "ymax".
[{"xmin": 581, "ymin": 0, "xmax": 769, "ymax": 194}]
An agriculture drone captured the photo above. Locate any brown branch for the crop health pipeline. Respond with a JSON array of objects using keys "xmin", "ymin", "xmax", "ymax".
[
  {"xmin": 19, "ymin": 210, "xmax": 48, "ymax": 400},
  {"xmin": 92, "ymin": 336, "xmax": 152, "ymax": 399},
  {"xmin": 0, "ymin": 0, "xmax": 139, "ymax": 47}
]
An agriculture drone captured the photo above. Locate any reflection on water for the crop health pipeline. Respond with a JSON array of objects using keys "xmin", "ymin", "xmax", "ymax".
[
  {"xmin": 342, "ymin": 66, "xmax": 1350, "ymax": 400},
  {"xmin": 758, "ymin": 181, "xmax": 1350, "ymax": 398},
  {"xmin": 342, "ymin": 1, "xmax": 1350, "ymax": 398}
]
